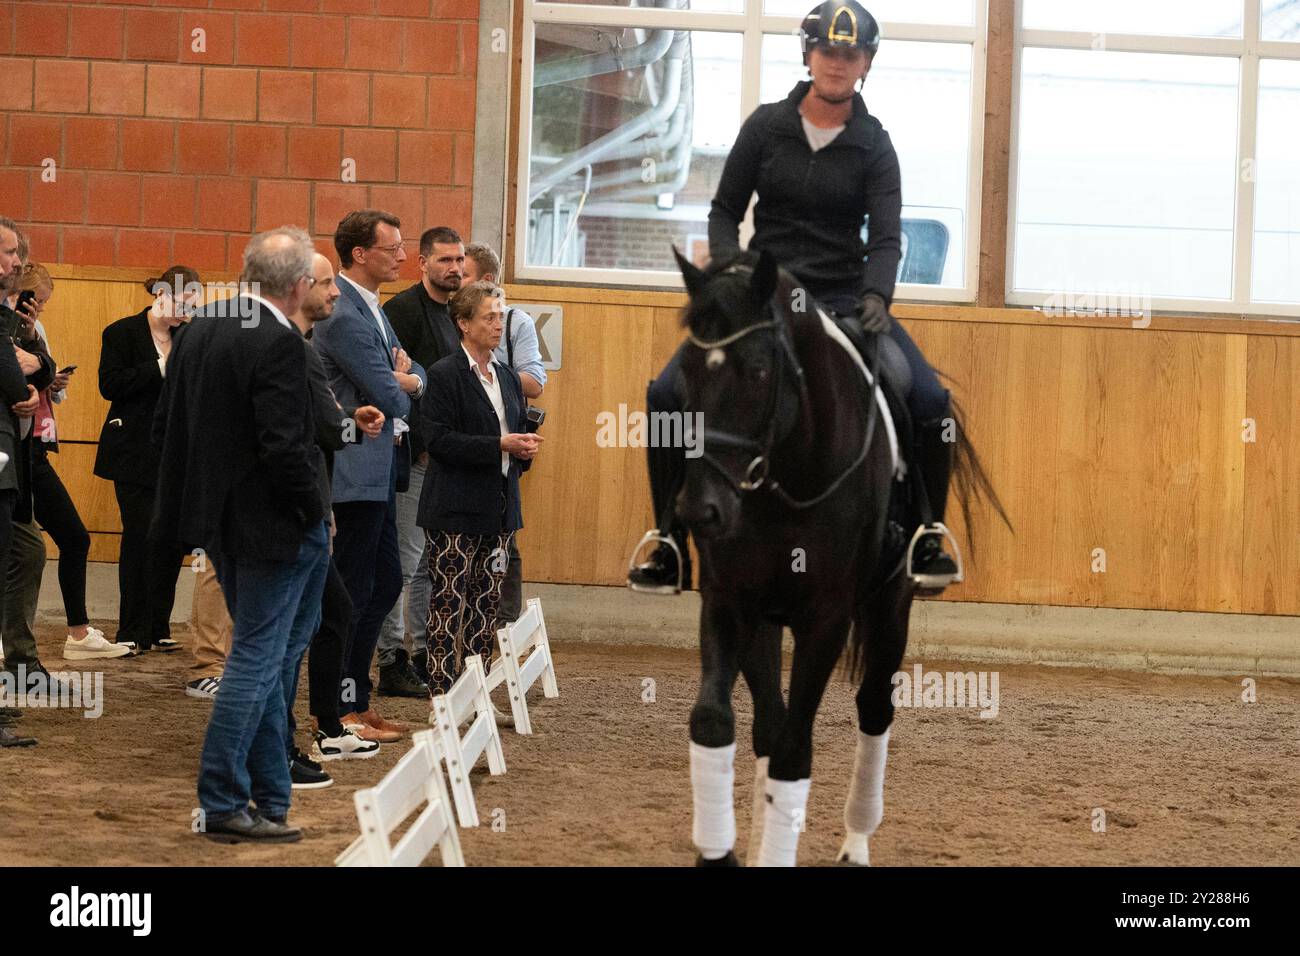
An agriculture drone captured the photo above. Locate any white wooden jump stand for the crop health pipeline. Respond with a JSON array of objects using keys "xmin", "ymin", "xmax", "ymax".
[
  {"xmin": 486, "ymin": 597, "xmax": 560, "ymax": 736},
  {"xmin": 429, "ymin": 654, "xmax": 507, "ymax": 828},
  {"xmin": 335, "ymin": 729, "xmax": 464, "ymax": 867}
]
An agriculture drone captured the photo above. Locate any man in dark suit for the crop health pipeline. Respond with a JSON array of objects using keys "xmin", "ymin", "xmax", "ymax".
[
  {"xmin": 311, "ymin": 210, "xmax": 426, "ymax": 742},
  {"xmin": 375, "ymin": 225, "xmax": 464, "ymax": 695},
  {"xmin": 153, "ymin": 227, "xmax": 329, "ymax": 843}
]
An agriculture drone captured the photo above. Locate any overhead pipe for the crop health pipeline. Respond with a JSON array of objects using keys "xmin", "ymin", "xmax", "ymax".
[{"xmin": 533, "ymin": 0, "xmax": 678, "ymax": 88}]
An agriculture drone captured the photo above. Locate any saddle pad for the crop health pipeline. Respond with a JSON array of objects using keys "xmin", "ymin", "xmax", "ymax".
[{"xmin": 816, "ymin": 307, "xmax": 903, "ymax": 479}]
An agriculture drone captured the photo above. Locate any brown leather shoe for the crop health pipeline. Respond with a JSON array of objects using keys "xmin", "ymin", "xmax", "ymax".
[
  {"xmin": 358, "ymin": 708, "xmax": 408, "ymax": 737},
  {"xmin": 340, "ymin": 711, "xmax": 401, "ymax": 744}
]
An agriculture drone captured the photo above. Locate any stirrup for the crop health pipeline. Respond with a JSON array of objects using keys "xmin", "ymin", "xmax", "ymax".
[
  {"xmin": 906, "ymin": 522, "xmax": 963, "ymax": 592},
  {"xmin": 626, "ymin": 530, "xmax": 685, "ymax": 596}
]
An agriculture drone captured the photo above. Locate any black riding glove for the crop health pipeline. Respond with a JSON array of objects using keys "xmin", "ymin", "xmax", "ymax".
[{"xmin": 860, "ymin": 293, "xmax": 891, "ymax": 334}]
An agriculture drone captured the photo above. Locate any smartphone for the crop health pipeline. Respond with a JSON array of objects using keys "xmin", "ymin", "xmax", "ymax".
[
  {"xmin": 15, "ymin": 289, "xmax": 36, "ymax": 313},
  {"xmin": 58, "ymin": 365, "xmax": 77, "ymax": 374}
]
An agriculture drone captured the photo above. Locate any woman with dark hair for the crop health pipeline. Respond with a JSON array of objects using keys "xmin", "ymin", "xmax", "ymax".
[
  {"xmin": 94, "ymin": 265, "xmax": 201, "ymax": 654},
  {"xmin": 418, "ymin": 281, "xmax": 541, "ymax": 713}
]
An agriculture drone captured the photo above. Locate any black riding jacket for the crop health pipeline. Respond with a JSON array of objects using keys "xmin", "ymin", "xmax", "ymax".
[{"xmin": 708, "ymin": 80, "xmax": 903, "ymax": 308}]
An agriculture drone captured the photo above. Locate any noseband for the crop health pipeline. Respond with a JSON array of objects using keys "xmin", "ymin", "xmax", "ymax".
[{"xmin": 684, "ymin": 271, "xmax": 881, "ymax": 511}]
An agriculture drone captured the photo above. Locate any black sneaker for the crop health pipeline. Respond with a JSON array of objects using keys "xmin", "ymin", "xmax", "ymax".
[
  {"xmin": 910, "ymin": 532, "xmax": 960, "ymax": 594},
  {"xmin": 154, "ymin": 637, "xmax": 180, "ymax": 653},
  {"xmin": 290, "ymin": 749, "xmax": 333, "ymax": 789},
  {"xmin": 377, "ymin": 650, "xmax": 429, "ymax": 698},
  {"xmin": 411, "ymin": 648, "xmax": 430, "ymax": 686},
  {"xmin": 628, "ymin": 543, "xmax": 689, "ymax": 594}
]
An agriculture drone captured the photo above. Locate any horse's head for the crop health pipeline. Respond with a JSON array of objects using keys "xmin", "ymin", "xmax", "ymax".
[{"xmin": 673, "ymin": 247, "xmax": 806, "ymax": 541}]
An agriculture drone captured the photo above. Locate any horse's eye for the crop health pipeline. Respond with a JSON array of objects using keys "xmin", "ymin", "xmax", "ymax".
[{"xmin": 750, "ymin": 363, "xmax": 770, "ymax": 383}]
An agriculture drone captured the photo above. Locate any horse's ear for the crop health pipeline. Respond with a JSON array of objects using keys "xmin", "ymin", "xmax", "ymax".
[
  {"xmin": 673, "ymin": 246, "xmax": 708, "ymax": 297},
  {"xmin": 752, "ymin": 249, "xmax": 778, "ymax": 304}
]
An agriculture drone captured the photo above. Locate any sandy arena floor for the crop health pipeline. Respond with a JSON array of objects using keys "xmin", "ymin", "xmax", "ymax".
[{"xmin": 2, "ymin": 619, "xmax": 1298, "ymax": 867}]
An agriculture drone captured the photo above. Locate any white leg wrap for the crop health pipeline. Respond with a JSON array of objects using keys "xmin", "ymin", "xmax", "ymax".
[
  {"xmin": 746, "ymin": 756, "xmax": 769, "ymax": 867},
  {"xmin": 690, "ymin": 742, "xmax": 737, "ymax": 860},
  {"xmin": 838, "ymin": 729, "xmax": 890, "ymax": 865},
  {"xmin": 757, "ymin": 777, "xmax": 811, "ymax": 867}
]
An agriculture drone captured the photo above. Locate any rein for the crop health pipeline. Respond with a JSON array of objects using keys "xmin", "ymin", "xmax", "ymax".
[{"xmin": 685, "ymin": 276, "xmax": 883, "ymax": 511}]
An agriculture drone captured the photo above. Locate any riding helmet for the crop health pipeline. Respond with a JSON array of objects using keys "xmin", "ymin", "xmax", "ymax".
[{"xmin": 800, "ymin": 1, "xmax": 881, "ymax": 65}]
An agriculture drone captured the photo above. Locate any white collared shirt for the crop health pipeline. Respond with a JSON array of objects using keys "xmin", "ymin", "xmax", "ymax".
[
  {"xmin": 463, "ymin": 345, "xmax": 509, "ymax": 477},
  {"xmin": 242, "ymin": 293, "xmax": 294, "ymax": 331},
  {"xmin": 337, "ymin": 272, "xmax": 389, "ymax": 348}
]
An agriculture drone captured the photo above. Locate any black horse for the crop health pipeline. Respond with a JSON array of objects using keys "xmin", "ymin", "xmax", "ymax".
[{"xmin": 673, "ymin": 248, "xmax": 1006, "ymax": 866}]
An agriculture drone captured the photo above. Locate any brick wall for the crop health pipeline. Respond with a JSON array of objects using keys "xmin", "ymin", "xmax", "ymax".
[{"xmin": 0, "ymin": 0, "xmax": 480, "ymax": 279}]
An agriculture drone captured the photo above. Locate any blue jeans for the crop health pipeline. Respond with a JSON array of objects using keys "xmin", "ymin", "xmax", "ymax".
[{"xmin": 197, "ymin": 520, "xmax": 330, "ymax": 822}]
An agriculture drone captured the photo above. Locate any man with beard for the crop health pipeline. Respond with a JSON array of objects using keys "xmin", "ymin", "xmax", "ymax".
[{"xmin": 376, "ymin": 226, "xmax": 465, "ymax": 697}]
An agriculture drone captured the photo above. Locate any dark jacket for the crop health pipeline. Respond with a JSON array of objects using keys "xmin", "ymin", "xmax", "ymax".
[
  {"xmin": 0, "ymin": 305, "xmax": 35, "ymax": 497},
  {"xmin": 386, "ymin": 280, "xmax": 458, "ymax": 459},
  {"xmin": 708, "ymin": 79, "xmax": 903, "ymax": 306},
  {"xmin": 417, "ymin": 349, "xmax": 529, "ymax": 536},
  {"xmin": 1, "ymin": 302, "xmax": 58, "ymax": 513},
  {"xmin": 151, "ymin": 298, "xmax": 324, "ymax": 562},
  {"xmin": 94, "ymin": 308, "xmax": 173, "ymax": 487},
  {"xmin": 304, "ymin": 335, "xmax": 360, "ymax": 511}
]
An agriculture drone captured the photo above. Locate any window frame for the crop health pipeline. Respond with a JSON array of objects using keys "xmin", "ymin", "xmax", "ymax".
[
  {"xmin": 1007, "ymin": 0, "xmax": 1300, "ymax": 317},
  {"xmin": 507, "ymin": 1, "xmax": 990, "ymax": 302}
]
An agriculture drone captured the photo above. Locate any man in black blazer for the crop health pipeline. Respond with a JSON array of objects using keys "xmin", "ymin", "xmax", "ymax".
[
  {"xmin": 417, "ymin": 281, "xmax": 541, "ymax": 701},
  {"xmin": 153, "ymin": 227, "xmax": 328, "ymax": 844}
]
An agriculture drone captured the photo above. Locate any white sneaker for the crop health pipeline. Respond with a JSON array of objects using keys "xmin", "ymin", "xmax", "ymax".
[
  {"xmin": 63, "ymin": 629, "xmax": 133, "ymax": 661},
  {"xmin": 185, "ymin": 676, "xmax": 221, "ymax": 700},
  {"xmin": 312, "ymin": 727, "xmax": 380, "ymax": 761}
]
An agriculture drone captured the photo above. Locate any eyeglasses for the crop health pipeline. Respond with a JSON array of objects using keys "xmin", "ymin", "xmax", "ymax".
[
  {"xmin": 370, "ymin": 243, "xmax": 405, "ymax": 256},
  {"xmin": 300, "ymin": 275, "xmax": 318, "ymax": 289}
]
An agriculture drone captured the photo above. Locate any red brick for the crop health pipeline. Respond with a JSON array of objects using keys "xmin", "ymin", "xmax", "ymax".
[
  {"xmin": 372, "ymin": 74, "xmax": 425, "ymax": 129},
  {"xmin": 268, "ymin": 0, "xmax": 321, "ymax": 10},
  {"xmin": 90, "ymin": 62, "xmax": 145, "ymax": 116},
  {"xmin": 397, "ymin": 130, "xmax": 452, "ymax": 185},
  {"xmin": 7, "ymin": 115, "xmax": 62, "ymax": 167},
  {"xmin": 254, "ymin": 179, "xmax": 311, "ymax": 231},
  {"xmin": 423, "ymin": 186, "xmax": 470, "ymax": 236},
  {"xmin": 201, "ymin": 67, "xmax": 258, "ymax": 121},
  {"xmin": 140, "ymin": 174, "xmax": 196, "ymax": 228},
  {"xmin": 0, "ymin": 4, "xmax": 12, "ymax": 57},
  {"xmin": 291, "ymin": 14, "xmax": 345, "ymax": 69},
  {"xmin": 235, "ymin": 14, "xmax": 291, "ymax": 67},
  {"xmin": 312, "ymin": 181, "xmax": 366, "ymax": 236},
  {"xmin": 121, "ymin": 118, "xmax": 174, "ymax": 172},
  {"xmin": 425, "ymin": 77, "xmax": 475, "ymax": 130},
  {"xmin": 64, "ymin": 116, "xmax": 118, "ymax": 170},
  {"xmin": 171, "ymin": 231, "xmax": 227, "ymax": 271},
  {"xmin": 61, "ymin": 226, "xmax": 116, "ymax": 265},
  {"xmin": 257, "ymin": 69, "xmax": 312, "ymax": 122},
  {"xmin": 86, "ymin": 171, "xmax": 142, "ymax": 226},
  {"xmin": 460, "ymin": 22, "xmax": 477, "ymax": 75},
  {"xmin": 176, "ymin": 121, "xmax": 231, "ymax": 175},
  {"xmin": 322, "ymin": 0, "xmax": 370, "ymax": 12},
  {"xmin": 31, "ymin": 169, "xmax": 85, "ymax": 224},
  {"xmin": 34, "ymin": 60, "xmax": 89, "ymax": 113},
  {"xmin": 286, "ymin": 126, "xmax": 340, "ymax": 180},
  {"xmin": 211, "ymin": 0, "xmax": 262, "ymax": 10},
  {"xmin": 316, "ymin": 72, "xmax": 369, "ymax": 126},
  {"xmin": 396, "ymin": 249, "xmax": 421, "ymax": 281},
  {"xmin": 376, "ymin": 0, "xmax": 429, "ymax": 16},
  {"xmin": 0, "ymin": 169, "xmax": 30, "ymax": 220},
  {"xmin": 20, "ymin": 223, "xmax": 60, "ymax": 263},
  {"xmin": 69, "ymin": 6, "xmax": 124, "ymax": 59},
  {"xmin": 0, "ymin": 58, "xmax": 34, "ymax": 110},
  {"xmin": 117, "ymin": 229, "xmax": 173, "ymax": 268},
  {"xmin": 180, "ymin": 11, "xmax": 236, "ymax": 66},
  {"xmin": 310, "ymin": 236, "xmax": 337, "ymax": 264},
  {"xmin": 431, "ymin": 0, "xmax": 479, "ymax": 18},
  {"xmin": 342, "ymin": 128, "xmax": 396, "ymax": 183},
  {"xmin": 345, "ymin": 17, "xmax": 395, "ymax": 73},
  {"xmin": 146, "ymin": 64, "xmax": 202, "ymax": 119},
  {"xmin": 452, "ymin": 131, "xmax": 474, "ymax": 186},
  {"xmin": 196, "ymin": 177, "xmax": 252, "ymax": 231},
  {"xmin": 14, "ymin": 4, "xmax": 68, "ymax": 57},
  {"xmin": 231, "ymin": 123, "xmax": 286, "ymax": 177},
  {"xmin": 403, "ymin": 20, "xmax": 457, "ymax": 74},
  {"xmin": 125, "ymin": 9, "xmax": 180, "ymax": 62},
  {"xmin": 368, "ymin": 185, "xmax": 422, "ymax": 235}
]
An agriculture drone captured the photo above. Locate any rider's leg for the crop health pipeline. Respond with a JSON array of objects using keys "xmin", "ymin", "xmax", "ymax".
[
  {"xmin": 629, "ymin": 343, "xmax": 692, "ymax": 591},
  {"xmin": 886, "ymin": 321, "xmax": 959, "ymax": 583}
]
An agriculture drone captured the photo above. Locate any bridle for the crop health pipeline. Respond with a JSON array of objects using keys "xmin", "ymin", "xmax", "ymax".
[{"xmin": 683, "ymin": 270, "xmax": 882, "ymax": 511}]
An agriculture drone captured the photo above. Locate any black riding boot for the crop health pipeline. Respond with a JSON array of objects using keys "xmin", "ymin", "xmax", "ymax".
[
  {"xmin": 628, "ymin": 414, "xmax": 692, "ymax": 593},
  {"xmin": 910, "ymin": 416, "xmax": 959, "ymax": 587}
]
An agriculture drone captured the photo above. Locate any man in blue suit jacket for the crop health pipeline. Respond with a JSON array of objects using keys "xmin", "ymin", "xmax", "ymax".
[{"xmin": 310, "ymin": 210, "xmax": 426, "ymax": 741}]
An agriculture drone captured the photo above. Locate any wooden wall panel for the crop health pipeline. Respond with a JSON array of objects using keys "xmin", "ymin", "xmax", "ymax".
[{"xmin": 29, "ymin": 272, "xmax": 1298, "ymax": 617}]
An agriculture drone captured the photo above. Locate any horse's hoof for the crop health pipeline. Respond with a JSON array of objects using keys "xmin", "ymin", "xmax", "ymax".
[
  {"xmin": 836, "ymin": 834, "xmax": 871, "ymax": 866},
  {"xmin": 695, "ymin": 851, "xmax": 740, "ymax": 867}
]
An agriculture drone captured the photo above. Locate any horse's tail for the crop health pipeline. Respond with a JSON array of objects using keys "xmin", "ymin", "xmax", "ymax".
[{"xmin": 948, "ymin": 393, "xmax": 1013, "ymax": 564}]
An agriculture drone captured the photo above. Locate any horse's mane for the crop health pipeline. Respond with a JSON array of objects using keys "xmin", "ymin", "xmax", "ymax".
[{"xmin": 678, "ymin": 250, "xmax": 814, "ymax": 339}]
